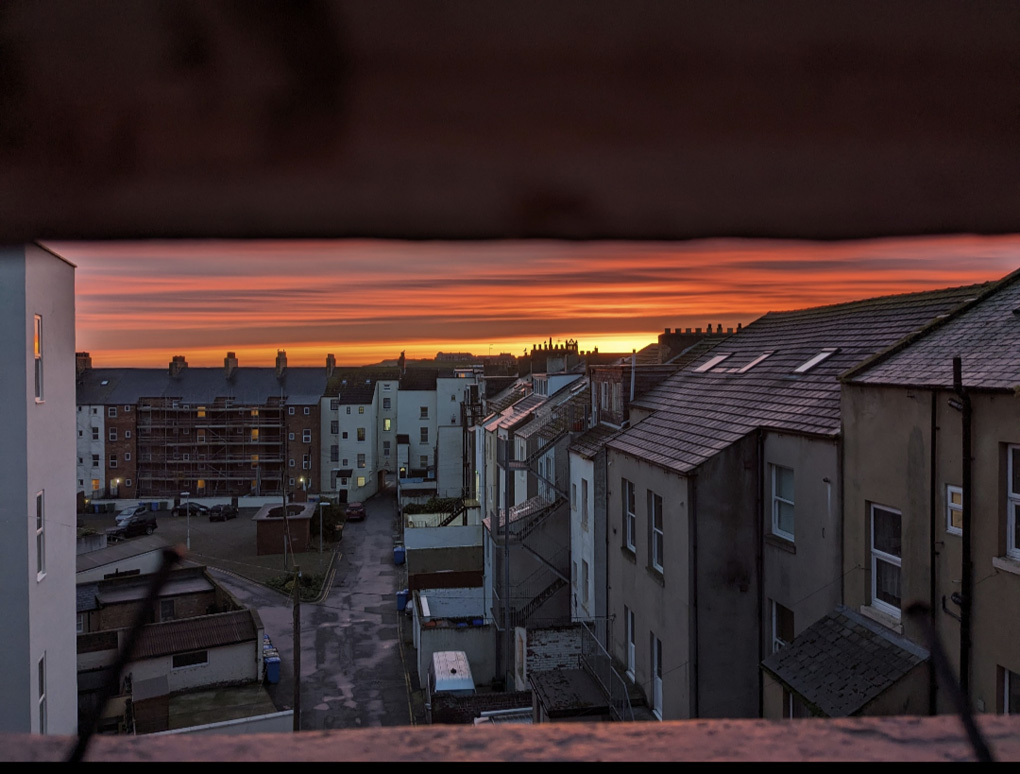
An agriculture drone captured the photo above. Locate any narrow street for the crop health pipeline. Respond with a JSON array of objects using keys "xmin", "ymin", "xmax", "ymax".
[{"xmin": 209, "ymin": 484, "xmax": 418, "ymax": 730}]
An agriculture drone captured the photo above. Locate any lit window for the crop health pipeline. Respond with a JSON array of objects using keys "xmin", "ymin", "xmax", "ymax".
[
  {"xmin": 947, "ymin": 485, "xmax": 963, "ymax": 536},
  {"xmin": 871, "ymin": 503, "xmax": 902, "ymax": 618},
  {"xmin": 383, "ymin": 418, "xmax": 392, "ymax": 431},
  {"xmin": 771, "ymin": 464, "xmax": 795, "ymax": 541},
  {"xmin": 359, "ymin": 406, "xmax": 365, "ymax": 414},
  {"xmin": 33, "ymin": 315, "xmax": 43, "ymax": 401},
  {"xmin": 251, "ymin": 428, "xmax": 260, "ymax": 441},
  {"xmin": 357, "ymin": 476, "xmax": 366, "ymax": 487},
  {"xmin": 357, "ymin": 454, "xmax": 366, "ymax": 469},
  {"xmin": 357, "ymin": 427, "xmax": 366, "ymax": 442}
]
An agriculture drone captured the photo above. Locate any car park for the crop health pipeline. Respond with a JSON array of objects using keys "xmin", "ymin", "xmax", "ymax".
[
  {"xmin": 345, "ymin": 501, "xmax": 366, "ymax": 521},
  {"xmin": 173, "ymin": 501, "xmax": 209, "ymax": 518},
  {"xmin": 106, "ymin": 512, "xmax": 157, "ymax": 542},
  {"xmin": 208, "ymin": 503, "xmax": 239, "ymax": 522}
]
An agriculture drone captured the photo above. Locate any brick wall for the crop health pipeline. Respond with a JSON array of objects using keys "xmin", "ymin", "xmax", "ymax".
[{"xmin": 526, "ymin": 625, "xmax": 583, "ymax": 672}]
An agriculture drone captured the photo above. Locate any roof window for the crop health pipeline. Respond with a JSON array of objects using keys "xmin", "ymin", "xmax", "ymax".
[
  {"xmin": 737, "ymin": 351, "xmax": 775, "ymax": 373},
  {"xmin": 693, "ymin": 353, "xmax": 732, "ymax": 372},
  {"xmin": 794, "ymin": 348, "xmax": 839, "ymax": 373}
]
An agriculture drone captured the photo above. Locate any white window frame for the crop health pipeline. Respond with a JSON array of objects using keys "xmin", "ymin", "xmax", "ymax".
[
  {"xmin": 357, "ymin": 453, "xmax": 366, "ymax": 469},
  {"xmin": 1008, "ymin": 446, "xmax": 1020, "ymax": 560},
  {"xmin": 771, "ymin": 599, "xmax": 794, "ymax": 653},
  {"xmin": 870, "ymin": 503, "xmax": 902, "ymax": 618},
  {"xmin": 649, "ymin": 491, "xmax": 663, "ymax": 572},
  {"xmin": 38, "ymin": 654, "xmax": 46, "ymax": 734},
  {"xmin": 108, "ymin": 406, "xmax": 117, "ymax": 418},
  {"xmin": 946, "ymin": 484, "xmax": 963, "ymax": 537},
  {"xmin": 651, "ymin": 632, "xmax": 663, "ymax": 720},
  {"xmin": 771, "ymin": 464, "xmax": 795, "ymax": 541},
  {"xmin": 625, "ymin": 607, "xmax": 636, "ymax": 679},
  {"xmin": 302, "ymin": 429, "xmax": 312, "ymax": 443},
  {"xmin": 304, "ymin": 407, "xmax": 311, "ymax": 415},
  {"xmin": 624, "ymin": 478, "xmax": 636, "ymax": 552},
  {"xmin": 76, "ymin": 613, "xmax": 85, "ymax": 634}
]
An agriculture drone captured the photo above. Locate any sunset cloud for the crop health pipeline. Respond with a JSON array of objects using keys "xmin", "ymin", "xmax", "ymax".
[{"xmin": 49, "ymin": 236, "xmax": 1020, "ymax": 368}]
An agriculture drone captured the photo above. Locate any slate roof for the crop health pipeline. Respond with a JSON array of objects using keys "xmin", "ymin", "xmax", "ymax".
[
  {"xmin": 400, "ymin": 368, "xmax": 439, "ymax": 391},
  {"xmin": 133, "ymin": 609, "xmax": 259, "ymax": 660},
  {"xmin": 608, "ymin": 283, "xmax": 986, "ymax": 473},
  {"xmin": 77, "ymin": 582, "xmax": 100, "ymax": 613},
  {"xmin": 78, "ymin": 367, "xmax": 328, "ymax": 406},
  {"xmin": 569, "ymin": 424, "xmax": 620, "ymax": 459},
  {"xmin": 76, "ymin": 534, "xmax": 170, "ymax": 574},
  {"xmin": 845, "ymin": 268, "xmax": 1020, "ymax": 391},
  {"xmin": 324, "ymin": 367, "xmax": 401, "ymax": 398},
  {"xmin": 761, "ymin": 606, "xmax": 929, "ymax": 717}
]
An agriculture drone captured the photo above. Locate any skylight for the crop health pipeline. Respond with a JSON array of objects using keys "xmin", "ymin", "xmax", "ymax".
[
  {"xmin": 693, "ymin": 353, "xmax": 732, "ymax": 372},
  {"xmin": 737, "ymin": 351, "xmax": 775, "ymax": 373},
  {"xmin": 793, "ymin": 348, "xmax": 839, "ymax": 373}
]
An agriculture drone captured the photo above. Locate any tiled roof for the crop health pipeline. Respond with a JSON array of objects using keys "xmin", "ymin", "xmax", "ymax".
[
  {"xmin": 486, "ymin": 379, "xmax": 532, "ymax": 414},
  {"xmin": 490, "ymin": 393, "xmax": 547, "ymax": 431},
  {"xmin": 133, "ymin": 609, "xmax": 258, "ymax": 660},
  {"xmin": 846, "ymin": 269, "xmax": 1020, "ymax": 390},
  {"xmin": 77, "ymin": 582, "xmax": 100, "ymax": 613},
  {"xmin": 761, "ymin": 606, "xmax": 928, "ymax": 717},
  {"xmin": 609, "ymin": 283, "xmax": 985, "ymax": 472},
  {"xmin": 400, "ymin": 368, "xmax": 438, "ymax": 391},
  {"xmin": 78, "ymin": 367, "xmax": 328, "ymax": 406},
  {"xmin": 569, "ymin": 424, "xmax": 620, "ymax": 458}
]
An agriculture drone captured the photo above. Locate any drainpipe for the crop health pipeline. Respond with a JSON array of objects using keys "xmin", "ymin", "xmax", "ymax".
[
  {"xmin": 755, "ymin": 428, "xmax": 764, "ymax": 718},
  {"xmin": 630, "ymin": 350, "xmax": 636, "ymax": 403},
  {"xmin": 928, "ymin": 389, "xmax": 940, "ymax": 714},
  {"xmin": 952, "ymin": 357, "xmax": 972, "ymax": 699},
  {"xmin": 689, "ymin": 473, "xmax": 699, "ymax": 718}
]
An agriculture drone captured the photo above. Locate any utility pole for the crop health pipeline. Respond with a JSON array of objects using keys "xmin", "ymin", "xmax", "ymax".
[{"xmin": 292, "ymin": 564, "xmax": 301, "ymax": 732}]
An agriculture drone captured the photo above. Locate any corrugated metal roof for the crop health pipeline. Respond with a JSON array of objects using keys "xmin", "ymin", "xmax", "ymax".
[
  {"xmin": 761, "ymin": 606, "xmax": 928, "ymax": 717},
  {"xmin": 610, "ymin": 283, "xmax": 986, "ymax": 472}
]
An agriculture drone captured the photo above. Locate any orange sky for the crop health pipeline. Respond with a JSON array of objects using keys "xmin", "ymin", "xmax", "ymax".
[{"xmin": 48, "ymin": 236, "xmax": 1020, "ymax": 368}]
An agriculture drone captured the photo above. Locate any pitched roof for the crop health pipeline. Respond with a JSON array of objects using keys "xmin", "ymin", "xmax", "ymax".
[
  {"xmin": 78, "ymin": 367, "xmax": 328, "ymax": 406},
  {"xmin": 76, "ymin": 534, "xmax": 170, "ymax": 574},
  {"xmin": 608, "ymin": 282, "xmax": 986, "ymax": 472},
  {"xmin": 845, "ymin": 268, "xmax": 1020, "ymax": 391},
  {"xmin": 761, "ymin": 606, "xmax": 928, "ymax": 717},
  {"xmin": 400, "ymin": 368, "xmax": 438, "ymax": 391},
  {"xmin": 569, "ymin": 424, "xmax": 621, "ymax": 459},
  {"xmin": 133, "ymin": 609, "xmax": 259, "ymax": 660}
]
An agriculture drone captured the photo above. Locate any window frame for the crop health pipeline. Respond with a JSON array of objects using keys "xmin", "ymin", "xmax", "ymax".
[
  {"xmin": 33, "ymin": 315, "xmax": 43, "ymax": 402},
  {"xmin": 870, "ymin": 503, "xmax": 903, "ymax": 618},
  {"xmin": 581, "ymin": 478, "xmax": 589, "ymax": 531},
  {"xmin": 771, "ymin": 463, "xmax": 795, "ymax": 541},
  {"xmin": 302, "ymin": 429, "xmax": 312, "ymax": 443},
  {"xmin": 1008, "ymin": 445, "xmax": 1020, "ymax": 560},
  {"xmin": 623, "ymin": 478, "xmax": 636, "ymax": 552},
  {"xmin": 625, "ymin": 606, "xmax": 636, "ymax": 679},
  {"xmin": 946, "ymin": 484, "xmax": 963, "ymax": 537},
  {"xmin": 420, "ymin": 426, "xmax": 429, "ymax": 443},
  {"xmin": 771, "ymin": 599, "xmax": 794, "ymax": 653},
  {"xmin": 35, "ymin": 490, "xmax": 45, "ymax": 580},
  {"xmin": 649, "ymin": 490, "xmax": 664, "ymax": 573},
  {"xmin": 172, "ymin": 650, "xmax": 209, "ymax": 670}
]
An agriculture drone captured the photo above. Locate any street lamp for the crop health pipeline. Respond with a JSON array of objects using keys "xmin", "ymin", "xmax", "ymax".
[{"xmin": 180, "ymin": 490, "xmax": 190, "ymax": 551}]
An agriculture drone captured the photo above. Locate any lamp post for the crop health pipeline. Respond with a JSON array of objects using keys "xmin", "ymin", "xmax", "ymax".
[{"xmin": 180, "ymin": 491, "xmax": 190, "ymax": 551}]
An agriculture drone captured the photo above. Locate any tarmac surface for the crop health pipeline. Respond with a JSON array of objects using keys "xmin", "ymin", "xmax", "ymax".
[{"xmin": 80, "ymin": 482, "xmax": 424, "ymax": 731}]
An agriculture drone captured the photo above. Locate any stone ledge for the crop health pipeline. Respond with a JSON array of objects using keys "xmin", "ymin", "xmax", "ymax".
[{"xmin": 6, "ymin": 715, "xmax": 1020, "ymax": 762}]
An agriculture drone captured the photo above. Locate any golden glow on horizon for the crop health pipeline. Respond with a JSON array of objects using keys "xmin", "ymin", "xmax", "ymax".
[{"xmin": 51, "ymin": 236, "xmax": 1020, "ymax": 368}]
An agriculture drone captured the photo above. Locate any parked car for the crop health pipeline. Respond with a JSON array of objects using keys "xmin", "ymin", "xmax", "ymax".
[
  {"xmin": 106, "ymin": 513, "xmax": 157, "ymax": 542},
  {"xmin": 113, "ymin": 504, "xmax": 150, "ymax": 525},
  {"xmin": 345, "ymin": 502, "xmax": 366, "ymax": 521},
  {"xmin": 173, "ymin": 501, "xmax": 209, "ymax": 518},
  {"xmin": 208, "ymin": 503, "xmax": 239, "ymax": 522}
]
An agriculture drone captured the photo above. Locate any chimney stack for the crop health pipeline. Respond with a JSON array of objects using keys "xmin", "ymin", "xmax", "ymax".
[
  {"xmin": 224, "ymin": 351, "xmax": 239, "ymax": 379},
  {"xmin": 169, "ymin": 355, "xmax": 188, "ymax": 378},
  {"xmin": 75, "ymin": 351, "xmax": 92, "ymax": 378},
  {"xmin": 326, "ymin": 353, "xmax": 336, "ymax": 378},
  {"xmin": 275, "ymin": 349, "xmax": 287, "ymax": 378}
]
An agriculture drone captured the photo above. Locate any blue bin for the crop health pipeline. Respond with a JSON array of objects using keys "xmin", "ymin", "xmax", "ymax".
[
  {"xmin": 265, "ymin": 656, "xmax": 281, "ymax": 684},
  {"xmin": 397, "ymin": 588, "xmax": 409, "ymax": 611},
  {"xmin": 393, "ymin": 545, "xmax": 405, "ymax": 565}
]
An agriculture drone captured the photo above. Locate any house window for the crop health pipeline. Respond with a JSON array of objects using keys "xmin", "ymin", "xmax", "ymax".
[
  {"xmin": 330, "ymin": 420, "xmax": 339, "ymax": 434},
  {"xmin": 160, "ymin": 599, "xmax": 175, "ymax": 622},
  {"xmin": 1004, "ymin": 667, "xmax": 1020, "ymax": 714},
  {"xmin": 623, "ymin": 478, "xmax": 636, "ymax": 552},
  {"xmin": 581, "ymin": 559, "xmax": 590, "ymax": 607},
  {"xmin": 289, "ymin": 407, "xmax": 295, "ymax": 415},
  {"xmin": 330, "ymin": 445, "xmax": 339, "ymax": 462},
  {"xmin": 289, "ymin": 477, "xmax": 296, "ymax": 486},
  {"xmin": 771, "ymin": 600, "xmax": 795, "ymax": 653},
  {"xmin": 384, "ymin": 418, "xmax": 392, "ymax": 431},
  {"xmin": 649, "ymin": 491, "xmax": 664, "ymax": 572},
  {"xmin": 625, "ymin": 607, "xmax": 636, "ymax": 678},
  {"xmin": 92, "ymin": 454, "xmax": 99, "ymax": 468},
  {"xmin": 342, "ymin": 431, "xmax": 348, "ymax": 439},
  {"xmin": 1008, "ymin": 445, "xmax": 1020, "ymax": 560},
  {"xmin": 946, "ymin": 485, "xmax": 963, "ymax": 536},
  {"xmin": 330, "ymin": 399, "xmax": 339, "ymax": 410},
  {"xmin": 251, "ymin": 454, "xmax": 259, "ymax": 468},
  {"xmin": 304, "ymin": 407, "xmax": 310, "ymax": 415},
  {"xmin": 357, "ymin": 454, "xmax": 366, "ymax": 469},
  {"xmin": 303, "ymin": 454, "xmax": 311, "ymax": 470},
  {"xmin": 357, "ymin": 476, "xmax": 366, "ymax": 487},
  {"xmin": 109, "ymin": 454, "xmax": 117, "ymax": 469},
  {"xmin": 383, "ymin": 397, "xmax": 391, "ymax": 410},
  {"xmin": 109, "ymin": 428, "xmax": 117, "ymax": 441},
  {"xmin": 383, "ymin": 440, "xmax": 391, "ymax": 456},
  {"xmin": 34, "ymin": 315, "xmax": 43, "ymax": 401},
  {"xmin": 172, "ymin": 650, "xmax": 208, "ymax": 669},
  {"xmin": 571, "ymin": 483, "xmax": 577, "ymax": 510},
  {"xmin": 38, "ymin": 654, "xmax": 46, "ymax": 734},
  {"xmin": 771, "ymin": 464, "xmax": 795, "ymax": 541},
  {"xmin": 289, "ymin": 458, "xmax": 295, "ymax": 468},
  {"xmin": 420, "ymin": 455, "xmax": 429, "ymax": 468},
  {"xmin": 91, "ymin": 479, "xmax": 100, "ymax": 492},
  {"xmin": 92, "ymin": 426, "xmax": 99, "ymax": 441},
  {"xmin": 289, "ymin": 432, "xmax": 295, "ymax": 441},
  {"xmin": 650, "ymin": 633, "xmax": 663, "ymax": 719},
  {"xmin": 420, "ymin": 406, "xmax": 428, "ymax": 419},
  {"xmin": 420, "ymin": 427, "xmax": 429, "ymax": 443},
  {"xmin": 581, "ymin": 478, "xmax": 589, "ymax": 531},
  {"xmin": 251, "ymin": 428, "xmax": 260, "ymax": 442},
  {"xmin": 871, "ymin": 503, "xmax": 902, "ymax": 618},
  {"xmin": 303, "ymin": 429, "xmax": 312, "ymax": 443},
  {"xmin": 124, "ymin": 452, "xmax": 131, "ymax": 461},
  {"xmin": 357, "ymin": 427, "xmax": 366, "ymax": 442},
  {"xmin": 108, "ymin": 406, "xmax": 117, "ymax": 418},
  {"xmin": 346, "ymin": 407, "xmax": 351, "ymax": 414},
  {"xmin": 36, "ymin": 491, "xmax": 45, "ymax": 579},
  {"xmin": 125, "ymin": 479, "xmax": 132, "ymax": 488},
  {"xmin": 76, "ymin": 613, "xmax": 85, "ymax": 634},
  {"xmin": 358, "ymin": 406, "xmax": 364, "ymax": 414},
  {"xmin": 125, "ymin": 430, "xmax": 131, "ymax": 439}
]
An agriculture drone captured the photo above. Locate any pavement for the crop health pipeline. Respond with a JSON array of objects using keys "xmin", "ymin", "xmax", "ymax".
[{"xmin": 79, "ymin": 482, "xmax": 424, "ymax": 731}]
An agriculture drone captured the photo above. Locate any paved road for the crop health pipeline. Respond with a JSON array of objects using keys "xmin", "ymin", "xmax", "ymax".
[{"xmin": 209, "ymin": 486, "xmax": 418, "ymax": 730}]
